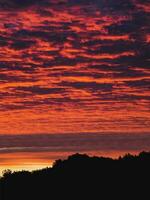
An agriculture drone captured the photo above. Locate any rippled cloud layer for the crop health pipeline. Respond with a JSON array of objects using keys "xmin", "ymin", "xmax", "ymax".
[{"xmin": 0, "ymin": 0, "xmax": 150, "ymax": 134}]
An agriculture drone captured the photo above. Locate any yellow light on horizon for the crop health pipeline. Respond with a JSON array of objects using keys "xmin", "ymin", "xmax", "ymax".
[{"xmin": 0, "ymin": 162, "xmax": 52, "ymax": 176}]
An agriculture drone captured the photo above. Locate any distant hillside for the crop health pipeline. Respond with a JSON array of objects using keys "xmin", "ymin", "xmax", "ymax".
[{"xmin": 0, "ymin": 152, "xmax": 150, "ymax": 199}]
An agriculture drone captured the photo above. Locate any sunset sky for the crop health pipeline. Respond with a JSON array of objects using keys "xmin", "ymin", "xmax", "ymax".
[{"xmin": 0, "ymin": 0, "xmax": 150, "ymax": 174}]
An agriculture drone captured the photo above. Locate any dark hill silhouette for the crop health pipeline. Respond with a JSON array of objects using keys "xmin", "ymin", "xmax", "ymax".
[{"xmin": 0, "ymin": 152, "xmax": 150, "ymax": 199}]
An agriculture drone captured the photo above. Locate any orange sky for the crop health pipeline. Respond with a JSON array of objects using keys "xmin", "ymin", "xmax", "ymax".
[{"xmin": 0, "ymin": 0, "xmax": 150, "ymax": 173}]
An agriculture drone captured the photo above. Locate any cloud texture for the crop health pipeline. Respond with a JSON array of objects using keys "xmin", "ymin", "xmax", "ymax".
[{"xmin": 0, "ymin": 0, "xmax": 150, "ymax": 134}]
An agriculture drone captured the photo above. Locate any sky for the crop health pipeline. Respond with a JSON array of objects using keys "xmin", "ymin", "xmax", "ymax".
[{"xmin": 0, "ymin": 0, "xmax": 150, "ymax": 174}]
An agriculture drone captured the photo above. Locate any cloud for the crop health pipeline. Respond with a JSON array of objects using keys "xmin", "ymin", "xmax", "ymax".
[
  {"xmin": 10, "ymin": 40, "xmax": 37, "ymax": 50},
  {"xmin": 125, "ymin": 79, "xmax": 150, "ymax": 89},
  {"xmin": 0, "ymin": 0, "xmax": 49, "ymax": 10},
  {"xmin": 15, "ymin": 86, "xmax": 65, "ymax": 95},
  {"xmin": 0, "ymin": 133, "xmax": 150, "ymax": 153},
  {"xmin": 59, "ymin": 81, "xmax": 113, "ymax": 92},
  {"xmin": 0, "ymin": 0, "xmax": 150, "ymax": 133}
]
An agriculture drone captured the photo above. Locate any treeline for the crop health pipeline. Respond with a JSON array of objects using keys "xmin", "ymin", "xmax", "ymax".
[{"xmin": 0, "ymin": 152, "xmax": 150, "ymax": 199}]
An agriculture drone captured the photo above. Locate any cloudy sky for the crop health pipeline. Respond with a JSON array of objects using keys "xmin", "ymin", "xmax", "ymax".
[{"xmin": 0, "ymin": 0, "xmax": 150, "ymax": 173}]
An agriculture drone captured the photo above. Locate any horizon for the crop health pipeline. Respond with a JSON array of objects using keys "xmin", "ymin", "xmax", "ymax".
[
  {"xmin": 0, "ymin": 132, "xmax": 150, "ymax": 174},
  {"xmin": 1, "ymin": 150, "xmax": 150, "ymax": 177}
]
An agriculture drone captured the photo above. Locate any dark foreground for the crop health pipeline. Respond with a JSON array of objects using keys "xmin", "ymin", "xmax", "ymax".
[{"xmin": 0, "ymin": 152, "xmax": 150, "ymax": 199}]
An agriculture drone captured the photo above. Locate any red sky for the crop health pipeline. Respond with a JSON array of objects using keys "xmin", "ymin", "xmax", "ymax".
[{"xmin": 0, "ymin": 0, "xmax": 150, "ymax": 173}]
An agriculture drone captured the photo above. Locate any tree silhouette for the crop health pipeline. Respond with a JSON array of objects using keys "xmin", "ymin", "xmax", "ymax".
[{"xmin": 0, "ymin": 152, "xmax": 150, "ymax": 200}]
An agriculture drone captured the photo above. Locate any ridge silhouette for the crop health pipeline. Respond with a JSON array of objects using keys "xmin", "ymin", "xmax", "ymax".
[{"xmin": 0, "ymin": 152, "xmax": 150, "ymax": 199}]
